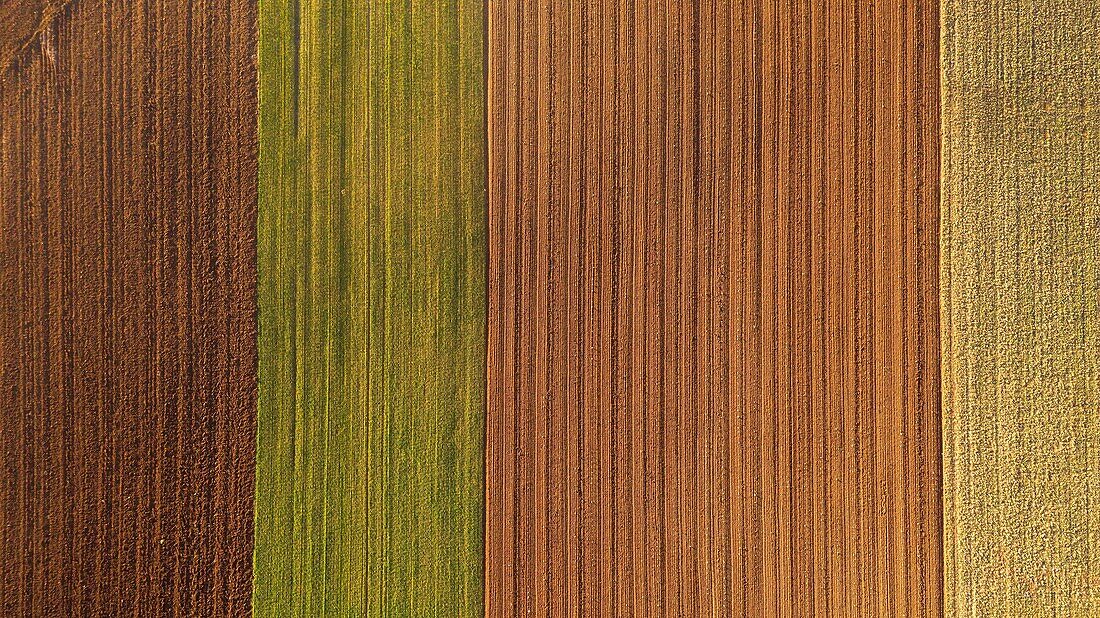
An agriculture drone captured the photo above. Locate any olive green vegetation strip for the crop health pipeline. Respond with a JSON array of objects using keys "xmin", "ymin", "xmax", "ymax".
[
  {"xmin": 253, "ymin": 0, "xmax": 486, "ymax": 615},
  {"xmin": 941, "ymin": 2, "xmax": 1100, "ymax": 616}
]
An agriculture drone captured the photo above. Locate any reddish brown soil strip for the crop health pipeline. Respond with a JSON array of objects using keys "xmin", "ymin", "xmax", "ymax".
[
  {"xmin": 486, "ymin": 1, "xmax": 942, "ymax": 615},
  {"xmin": 0, "ymin": 2, "xmax": 257, "ymax": 615}
]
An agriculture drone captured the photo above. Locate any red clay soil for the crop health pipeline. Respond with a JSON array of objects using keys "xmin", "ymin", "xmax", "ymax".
[
  {"xmin": 0, "ymin": 2, "xmax": 257, "ymax": 615},
  {"xmin": 486, "ymin": 1, "xmax": 942, "ymax": 616}
]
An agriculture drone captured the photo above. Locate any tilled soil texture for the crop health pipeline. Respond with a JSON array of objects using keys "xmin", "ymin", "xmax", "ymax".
[
  {"xmin": 0, "ymin": 2, "xmax": 258, "ymax": 615},
  {"xmin": 486, "ymin": 1, "xmax": 943, "ymax": 616}
]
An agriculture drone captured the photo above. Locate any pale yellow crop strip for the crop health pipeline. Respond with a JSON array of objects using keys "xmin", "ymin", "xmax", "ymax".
[{"xmin": 941, "ymin": 1, "xmax": 1100, "ymax": 615}]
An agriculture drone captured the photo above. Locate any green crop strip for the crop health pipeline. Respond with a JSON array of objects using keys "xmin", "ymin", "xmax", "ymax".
[{"xmin": 253, "ymin": 0, "xmax": 485, "ymax": 615}]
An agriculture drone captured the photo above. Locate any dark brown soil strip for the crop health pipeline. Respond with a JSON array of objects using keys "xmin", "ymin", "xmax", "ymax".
[
  {"xmin": 0, "ymin": 1, "xmax": 69, "ymax": 72},
  {"xmin": 0, "ymin": 2, "xmax": 257, "ymax": 615},
  {"xmin": 486, "ymin": 1, "xmax": 942, "ymax": 615}
]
